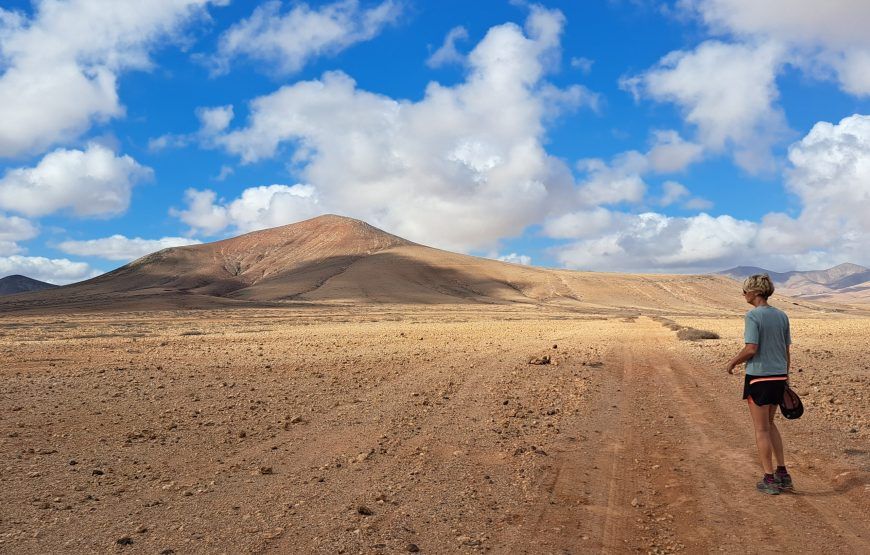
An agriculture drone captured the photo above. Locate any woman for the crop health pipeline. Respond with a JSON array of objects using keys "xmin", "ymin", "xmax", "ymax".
[{"xmin": 726, "ymin": 274, "xmax": 793, "ymax": 495}]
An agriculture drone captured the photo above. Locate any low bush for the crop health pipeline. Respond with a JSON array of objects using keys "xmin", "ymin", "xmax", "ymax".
[{"xmin": 677, "ymin": 328, "xmax": 719, "ymax": 341}]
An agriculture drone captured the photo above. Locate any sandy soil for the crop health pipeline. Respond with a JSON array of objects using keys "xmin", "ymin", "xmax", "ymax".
[{"xmin": 1, "ymin": 306, "xmax": 868, "ymax": 554}]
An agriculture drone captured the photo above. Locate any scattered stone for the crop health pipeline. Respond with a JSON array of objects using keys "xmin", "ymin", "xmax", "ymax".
[
  {"xmin": 116, "ymin": 536, "xmax": 134, "ymax": 546},
  {"xmin": 68, "ymin": 459, "xmax": 78, "ymax": 465},
  {"xmin": 259, "ymin": 466, "xmax": 274, "ymax": 475},
  {"xmin": 529, "ymin": 355, "xmax": 551, "ymax": 365},
  {"xmin": 135, "ymin": 524, "xmax": 148, "ymax": 534},
  {"xmin": 159, "ymin": 549, "xmax": 175, "ymax": 555},
  {"xmin": 92, "ymin": 469, "xmax": 104, "ymax": 476},
  {"xmin": 357, "ymin": 505, "xmax": 373, "ymax": 516},
  {"xmin": 406, "ymin": 543, "xmax": 420, "ymax": 552}
]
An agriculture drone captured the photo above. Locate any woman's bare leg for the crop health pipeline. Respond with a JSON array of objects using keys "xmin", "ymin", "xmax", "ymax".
[
  {"xmin": 768, "ymin": 405, "xmax": 785, "ymax": 467},
  {"xmin": 748, "ymin": 397, "xmax": 774, "ymax": 474}
]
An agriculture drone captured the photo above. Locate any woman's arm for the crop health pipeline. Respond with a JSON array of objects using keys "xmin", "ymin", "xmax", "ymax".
[{"xmin": 726, "ymin": 343, "xmax": 758, "ymax": 374}]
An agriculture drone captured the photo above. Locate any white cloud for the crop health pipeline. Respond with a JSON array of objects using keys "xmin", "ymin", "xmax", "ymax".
[
  {"xmin": 494, "ymin": 252, "xmax": 532, "ymax": 265},
  {"xmin": 542, "ymin": 208, "xmax": 615, "ymax": 240},
  {"xmin": 657, "ymin": 180, "xmax": 712, "ymax": 209},
  {"xmin": 682, "ymin": 0, "xmax": 870, "ymax": 95},
  {"xmin": 0, "ymin": 0, "xmax": 221, "ymax": 158},
  {"xmin": 0, "ymin": 143, "xmax": 152, "ymax": 218},
  {"xmin": 551, "ymin": 211, "xmax": 758, "ymax": 272},
  {"xmin": 172, "ymin": 184, "xmax": 321, "ymax": 236},
  {"xmin": 210, "ymin": 0, "xmax": 402, "ymax": 76},
  {"xmin": 196, "ymin": 105, "xmax": 234, "ymax": 135},
  {"xmin": 57, "ymin": 235, "xmax": 201, "ymax": 261},
  {"xmin": 626, "ymin": 40, "xmax": 787, "ymax": 173},
  {"xmin": 215, "ymin": 165, "xmax": 234, "ymax": 181},
  {"xmin": 756, "ymin": 113, "xmax": 870, "ymax": 263},
  {"xmin": 658, "ymin": 180, "xmax": 689, "ymax": 206},
  {"xmin": 200, "ymin": 6, "xmax": 592, "ymax": 253},
  {"xmin": 148, "ymin": 105, "xmax": 234, "ymax": 151},
  {"xmin": 0, "ymin": 255, "xmax": 101, "ymax": 285},
  {"xmin": 547, "ymin": 114, "xmax": 870, "ymax": 272},
  {"xmin": 570, "ymin": 56, "xmax": 594, "ymax": 74},
  {"xmin": 427, "ymin": 26, "xmax": 469, "ymax": 68},
  {"xmin": 646, "ymin": 129, "xmax": 704, "ymax": 173},
  {"xmin": 575, "ymin": 152, "xmax": 648, "ymax": 207},
  {"xmin": 0, "ymin": 213, "xmax": 37, "ymax": 255}
]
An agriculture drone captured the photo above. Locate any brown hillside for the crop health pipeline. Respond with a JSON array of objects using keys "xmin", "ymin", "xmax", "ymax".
[{"xmin": 0, "ymin": 215, "xmax": 842, "ymax": 315}]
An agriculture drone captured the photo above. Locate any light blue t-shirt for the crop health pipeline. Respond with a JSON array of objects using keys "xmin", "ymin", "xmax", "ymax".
[{"xmin": 744, "ymin": 305, "xmax": 791, "ymax": 376}]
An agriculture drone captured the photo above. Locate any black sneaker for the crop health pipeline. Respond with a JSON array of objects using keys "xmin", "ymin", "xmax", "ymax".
[
  {"xmin": 756, "ymin": 476, "xmax": 780, "ymax": 495},
  {"xmin": 774, "ymin": 472, "xmax": 793, "ymax": 492}
]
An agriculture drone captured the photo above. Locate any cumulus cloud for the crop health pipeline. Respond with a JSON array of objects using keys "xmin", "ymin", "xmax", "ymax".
[
  {"xmin": 199, "ymin": 6, "xmax": 594, "ymax": 253},
  {"xmin": 427, "ymin": 26, "xmax": 469, "ymax": 68},
  {"xmin": 658, "ymin": 180, "xmax": 689, "ymax": 206},
  {"xmin": 547, "ymin": 113, "xmax": 870, "ymax": 272},
  {"xmin": 758, "ymin": 113, "xmax": 870, "ymax": 263},
  {"xmin": 657, "ymin": 180, "xmax": 712, "ymax": 209},
  {"xmin": 575, "ymin": 152, "xmax": 647, "ymax": 207},
  {"xmin": 542, "ymin": 208, "xmax": 615, "ymax": 240},
  {"xmin": 625, "ymin": 40, "xmax": 787, "ymax": 173},
  {"xmin": 0, "ymin": 213, "xmax": 38, "ymax": 254},
  {"xmin": 210, "ymin": 0, "xmax": 402, "ymax": 76},
  {"xmin": 172, "ymin": 184, "xmax": 321, "ymax": 236},
  {"xmin": 57, "ymin": 235, "xmax": 202, "ymax": 261},
  {"xmin": 0, "ymin": 0, "xmax": 221, "ymax": 158},
  {"xmin": 682, "ymin": 0, "xmax": 870, "ymax": 95},
  {"xmin": 149, "ymin": 105, "xmax": 234, "ymax": 151},
  {"xmin": 551, "ymin": 211, "xmax": 758, "ymax": 272},
  {"xmin": 0, "ymin": 144, "xmax": 152, "ymax": 218},
  {"xmin": 646, "ymin": 130, "xmax": 704, "ymax": 173},
  {"xmin": 0, "ymin": 255, "xmax": 101, "ymax": 285}
]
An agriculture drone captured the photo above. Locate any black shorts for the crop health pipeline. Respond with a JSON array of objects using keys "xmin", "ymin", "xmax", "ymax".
[{"xmin": 743, "ymin": 374, "xmax": 788, "ymax": 406}]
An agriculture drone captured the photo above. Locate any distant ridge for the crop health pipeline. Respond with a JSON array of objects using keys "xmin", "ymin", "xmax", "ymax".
[
  {"xmin": 718, "ymin": 263, "xmax": 870, "ymax": 302},
  {"xmin": 0, "ymin": 214, "xmax": 839, "ymax": 314},
  {"xmin": 0, "ymin": 275, "xmax": 59, "ymax": 296}
]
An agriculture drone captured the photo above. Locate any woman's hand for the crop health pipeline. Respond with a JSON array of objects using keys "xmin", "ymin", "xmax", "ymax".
[{"xmin": 725, "ymin": 363, "xmax": 736, "ymax": 375}]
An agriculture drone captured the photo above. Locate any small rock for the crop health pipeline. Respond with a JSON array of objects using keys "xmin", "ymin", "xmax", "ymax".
[
  {"xmin": 68, "ymin": 459, "xmax": 78, "ymax": 466},
  {"xmin": 135, "ymin": 525, "xmax": 148, "ymax": 534},
  {"xmin": 529, "ymin": 355, "xmax": 551, "ymax": 365},
  {"xmin": 259, "ymin": 466, "xmax": 274, "ymax": 475},
  {"xmin": 92, "ymin": 469, "xmax": 104, "ymax": 476},
  {"xmin": 116, "ymin": 536, "xmax": 134, "ymax": 546},
  {"xmin": 159, "ymin": 549, "xmax": 175, "ymax": 555},
  {"xmin": 406, "ymin": 543, "xmax": 420, "ymax": 552},
  {"xmin": 357, "ymin": 505, "xmax": 373, "ymax": 516},
  {"xmin": 630, "ymin": 497, "xmax": 640, "ymax": 507}
]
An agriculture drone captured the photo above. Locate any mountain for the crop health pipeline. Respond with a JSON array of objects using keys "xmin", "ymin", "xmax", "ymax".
[
  {"xmin": 0, "ymin": 214, "xmax": 835, "ymax": 314},
  {"xmin": 718, "ymin": 263, "xmax": 870, "ymax": 302},
  {"xmin": 0, "ymin": 275, "xmax": 59, "ymax": 296}
]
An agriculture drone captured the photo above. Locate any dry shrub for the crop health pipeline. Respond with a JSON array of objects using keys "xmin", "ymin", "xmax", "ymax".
[{"xmin": 677, "ymin": 328, "xmax": 719, "ymax": 341}]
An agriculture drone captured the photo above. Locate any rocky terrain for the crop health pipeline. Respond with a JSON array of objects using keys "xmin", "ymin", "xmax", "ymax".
[{"xmin": 1, "ymin": 305, "xmax": 867, "ymax": 554}]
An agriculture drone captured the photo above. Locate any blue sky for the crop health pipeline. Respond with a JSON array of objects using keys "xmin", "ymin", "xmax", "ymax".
[{"xmin": 1, "ymin": 0, "xmax": 870, "ymax": 283}]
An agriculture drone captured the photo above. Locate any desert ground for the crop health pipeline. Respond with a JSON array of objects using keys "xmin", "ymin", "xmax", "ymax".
[{"xmin": 1, "ymin": 303, "xmax": 868, "ymax": 554}]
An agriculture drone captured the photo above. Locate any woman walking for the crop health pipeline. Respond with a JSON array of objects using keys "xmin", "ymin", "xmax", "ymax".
[{"xmin": 726, "ymin": 274, "xmax": 794, "ymax": 495}]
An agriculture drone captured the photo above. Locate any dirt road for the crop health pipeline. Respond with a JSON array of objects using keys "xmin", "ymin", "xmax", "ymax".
[
  {"xmin": 1, "ymin": 310, "xmax": 868, "ymax": 553},
  {"xmin": 514, "ymin": 317, "xmax": 870, "ymax": 554}
]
